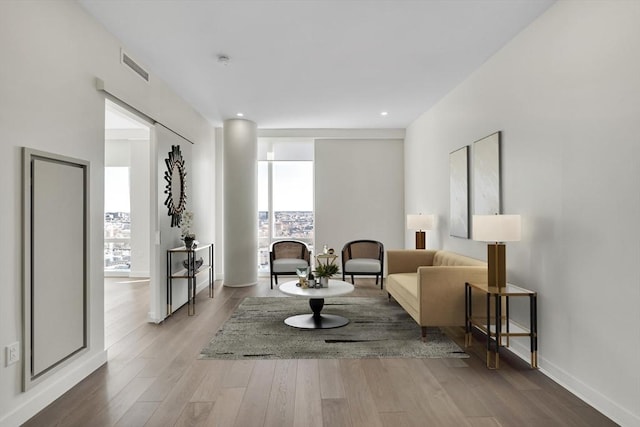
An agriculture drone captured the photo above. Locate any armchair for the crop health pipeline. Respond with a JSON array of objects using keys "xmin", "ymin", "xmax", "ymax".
[
  {"xmin": 269, "ymin": 240, "xmax": 311, "ymax": 289},
  {"xmin": 341, "ymin": 240, "xmax": 384, "ymax": 288}
]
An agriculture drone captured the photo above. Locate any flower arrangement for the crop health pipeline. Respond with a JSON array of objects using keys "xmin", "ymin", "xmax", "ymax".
[
  {"xmin": 179, "ymin": 211, "xmax": 194, "ymax": 239},
  {"xmin": 179, "ymin": 211, "xmax": 196, "ymax": 248}
]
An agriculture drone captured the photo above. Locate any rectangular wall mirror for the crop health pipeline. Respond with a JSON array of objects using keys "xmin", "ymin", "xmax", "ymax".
[{"xmin": 23, "ymin": 148, "xmax": 89, "ymax": 390}]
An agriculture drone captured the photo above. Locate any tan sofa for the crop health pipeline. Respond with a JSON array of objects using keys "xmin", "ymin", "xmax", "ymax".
[{"xmin": 386, "ymin": 250, "xmax": 487, "ymax": 337}]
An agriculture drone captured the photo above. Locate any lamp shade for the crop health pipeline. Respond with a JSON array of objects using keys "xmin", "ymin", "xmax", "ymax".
[
  {"xmin": 407, "ymin": 214, "xmax": 434, "ymax": 231},
  {"xmin": 472, "ymin": 214, "xmax": 521, "ymax": 242}
]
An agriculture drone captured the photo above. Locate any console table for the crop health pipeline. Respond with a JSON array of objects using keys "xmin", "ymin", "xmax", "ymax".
[
  {"xmin": 166, "ymin": 243, "xmax": 214, "ymax": 316},
  {"xmin": 465, "ymin": 282, "xmax": 538, "ymax": 369}
]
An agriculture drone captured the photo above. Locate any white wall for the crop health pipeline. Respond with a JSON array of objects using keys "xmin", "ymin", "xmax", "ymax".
[
  {"xmin": 0, "ymin": 2, "xmax": 213, "ymax": 425},
  {"xmin": 315, "ymin": 139, "xmax": 404, "ymax": 266},
  {"xmin": 129, "ymin": 139, "xmax": 151, "ymax": 277},
  {"xmin": 404, "ymin": 1, "xmax": 640, "ymax": 425}
]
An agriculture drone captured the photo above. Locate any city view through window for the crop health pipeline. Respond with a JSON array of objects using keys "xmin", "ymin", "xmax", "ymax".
[
  {"xmin": 258, "ymin": 160, "xmax": 314, "ymax": 273},
  {"xmin": 105, "ymin": 159, "xmax": 314, "ymax": 275},
  {"xmin": 258, "ymin": 210, "xmax": 314, "ymax": 272},
  {"xmin": 104, "ymin": 167, "xmax": 131, "ymax": 272}
]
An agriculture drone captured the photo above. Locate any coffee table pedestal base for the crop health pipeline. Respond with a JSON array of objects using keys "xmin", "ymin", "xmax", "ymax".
[
  {"xmin": 284, "ymin": 297, "xmax": 350, "ymax": 329},
  {"xmin": 284, "ymin": 313, "xmax": 349, "ymax": 329}
]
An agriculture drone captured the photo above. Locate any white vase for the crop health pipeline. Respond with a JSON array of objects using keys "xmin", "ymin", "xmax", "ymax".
[{"xmin": 320, "ymin": 276, "xmax": 329, "ymax": 287}]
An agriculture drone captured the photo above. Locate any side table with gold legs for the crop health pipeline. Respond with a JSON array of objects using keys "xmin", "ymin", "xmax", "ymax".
[{"xmin": 465, "ymin": 281, "xmax": 538, "ymax": 369}]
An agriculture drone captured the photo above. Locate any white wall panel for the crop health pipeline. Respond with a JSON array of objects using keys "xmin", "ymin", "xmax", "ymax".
[{"xmin": 315, "ymin": 139, "xmax": 404, "ymax": 268}]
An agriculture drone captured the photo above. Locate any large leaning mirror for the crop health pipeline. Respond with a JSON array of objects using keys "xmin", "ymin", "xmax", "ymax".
[{"xmin": 164, "ymin": 145, "xmax": 187, "ymax": 227}]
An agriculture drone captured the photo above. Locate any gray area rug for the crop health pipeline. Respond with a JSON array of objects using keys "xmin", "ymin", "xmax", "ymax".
[{"xmin": 199, "ymin": 297, "xmax": 468, "ymax": 360}]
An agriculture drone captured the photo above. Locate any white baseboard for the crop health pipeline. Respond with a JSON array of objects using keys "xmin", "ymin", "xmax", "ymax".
[
  {"xmin": 128, "ymin": 270, "xmax": 150, "ymax": 278},
  {"xmin": 0, "ymin": 350, "xmax": 107, "ymax": 427},
  {"xmin": 506, "ymin": 339, "xmax": 638, "ymax": 426},
  {"xmin": 147, "ymin": 276, "xmax": 212, "ymax": 324}
]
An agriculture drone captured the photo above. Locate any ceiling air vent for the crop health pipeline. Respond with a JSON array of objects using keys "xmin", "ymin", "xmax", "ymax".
[{"xmin": 121, "ymin": 49, "xmax": 149, "ymax": 83}]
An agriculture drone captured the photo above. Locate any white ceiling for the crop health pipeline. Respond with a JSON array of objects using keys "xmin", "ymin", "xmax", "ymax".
[{"xmin": 80, "ymin": 0, "xmax": 555, "ymax": 129}]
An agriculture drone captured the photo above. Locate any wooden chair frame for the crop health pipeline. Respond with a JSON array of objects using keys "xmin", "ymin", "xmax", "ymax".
[
  {"xmin": 341, "ymin": 239, "xmax": 384, "ymax": 289},
  {"xmin": 269, "ymin": 240, "xmax": 311, "ymax": 289}
]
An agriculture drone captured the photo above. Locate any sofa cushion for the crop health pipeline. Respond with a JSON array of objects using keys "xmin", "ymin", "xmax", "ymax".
[
  {"xmin": 386, "ymin": 272, "xmax": 420, "ymax": 316},
  {"xmin": 433, "ymin": 251, "xmax": 486, "ymax": 267},
  {"xmin": 344, "ymin": 258, "xmax": 381, "ymax": 273},
  {"xmin": 272, "ymin": 258, "xmax": 308, "ymax": 273}
]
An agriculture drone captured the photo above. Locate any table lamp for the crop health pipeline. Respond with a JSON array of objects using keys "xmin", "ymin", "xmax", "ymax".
[
  {"xmin": 407, "ymin": 214, "xmax": 434, "ymax": 249},
  {"xmin": 472, "ymin": 214, "xmax": 521, "ymax": 288}
]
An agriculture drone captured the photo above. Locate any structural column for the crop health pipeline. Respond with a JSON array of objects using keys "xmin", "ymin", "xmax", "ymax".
[{"xmin": 223, "ymin": 119, "xmax": 257, "ymax": 287}]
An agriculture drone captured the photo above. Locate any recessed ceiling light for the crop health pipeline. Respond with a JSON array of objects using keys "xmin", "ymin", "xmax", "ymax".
[
  {"xmin": 236, "ymin": 112, "xmax": 244, "ymax": 117},
  {"xmin": 380, "ymin": 111, "xmax": 388, "ymax": 116}
]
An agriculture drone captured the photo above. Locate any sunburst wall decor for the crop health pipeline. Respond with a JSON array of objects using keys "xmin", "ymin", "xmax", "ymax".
[{"xmin": 164, "ymin": 145, "xmax": 187, "ymax": 227}]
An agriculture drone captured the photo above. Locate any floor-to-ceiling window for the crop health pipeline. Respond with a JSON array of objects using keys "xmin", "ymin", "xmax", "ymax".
[
  {"xmin": 104, "ymin": 100, "xmax": 151, "ymax": 276},
  {"xmin": 104, "ymin": 166, "xmax": 131, "ymax": 272},
  {"xmin": 258, "ymin": 138, "xmax": 314, "ymax": 275}
]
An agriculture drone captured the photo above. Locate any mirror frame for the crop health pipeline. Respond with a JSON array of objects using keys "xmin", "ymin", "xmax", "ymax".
[{"xmin": 163, "ymin": 145, "xmax": 187, "ymax": 227}]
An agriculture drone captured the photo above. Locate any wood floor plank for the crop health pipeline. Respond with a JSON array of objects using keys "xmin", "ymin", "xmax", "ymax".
[
  {"xmin": 263, "ymin": 359, "xmax": 297, "ymax": 427},
  {"xmin": 204, "ymin": 387, "xmax": 246, "ymax": 427},
  {"xmin": 466, "ymin": 416, "xmax": 503, "ymax": 427},
  {"xmin": 294, "ymin": 359, "xmax": 324, "ymax": 427},
  {"xmin": 521, "ymin": 388, "xmax": 610, "ymax": 427},
  {"xmin": 339, "ymin": 359, "xmax": 384, "ymax": 427},
  {"xmin": 189, "ymin": 360, "xmax": 231, "ymax": 402},
  {"xmin": 233, "ymin": 359, "xmax": 277, "ymax": 427},
  {"xmin": 318, "ymin": 359, "xmax": 346, "ymax": 399},
  {"xmin": 421, "ymin": 358, "xmax": 493, "ymax": 418},
  {"xmin": 114, "ymin": 401, "xmax": 159, "ymax": 427},
  {"xmin": 361, "ymin": 358, "xmax": 405, "ymax": 413},
  {"xmin": 57, "ymin": 357, "xmax": 149, "ymax": 427},
  {"xmin": 384, "ymin": 358, "xmax": 471, "ymax": 426},
  {"xmin": 143, "ymin": 359, "xmax": 211, "ymax": 427},
  {"xmin": 135, "ymin": 332, "xmax": 198, "ymax": 402},
  {"xmin": 321, "ymin": 398, "xmax": 353, "ymax": 427},
  {"xmin": 223, "ymin": 360, "xmax": 256, "ymax": 388},
  {"xmin": 379, "ymin": 411, "xmax": 413, "ymax": 427},
  {"xmin": 21, "ymin": 365, "xmax": 111, "ymax": 427},
  {"xmin": 85, "ymin": 377, "xmax": 155, "ymax": 426},
  {"xmin": 174, "ymin": 401, "xmax": 215, "ymax": 427}
]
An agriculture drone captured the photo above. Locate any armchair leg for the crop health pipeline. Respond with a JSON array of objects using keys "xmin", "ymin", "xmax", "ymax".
[
  {"xmin": 351, "ymin": 275, "xmax": 355, "ymax": 284},
  {"xmin": 421, "ymin": 327, "xmax": 428, "ymax": 340},
  {"xmin": 270, "ymin": 274, "xmax": 273, "ymax": 289}
]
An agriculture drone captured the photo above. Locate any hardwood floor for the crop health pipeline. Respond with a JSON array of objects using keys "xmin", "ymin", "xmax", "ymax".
[{"xmin": 24, "ymin": 278, "xmax": 615, "ymax": 427}]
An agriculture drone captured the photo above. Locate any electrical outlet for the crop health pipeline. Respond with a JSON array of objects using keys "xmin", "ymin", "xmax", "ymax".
[{"xmin": 6, "ymin": 342, "xmax": 19, "ymax": 366}]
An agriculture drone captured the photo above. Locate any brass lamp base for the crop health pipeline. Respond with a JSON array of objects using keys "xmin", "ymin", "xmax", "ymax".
[
  {"xmin": 487, "ymin": 243, "xmax": 506, "ymax": 287},
  {"xmin": 415, "ymin": 231, "xmax": 426, "ymax": 250}
]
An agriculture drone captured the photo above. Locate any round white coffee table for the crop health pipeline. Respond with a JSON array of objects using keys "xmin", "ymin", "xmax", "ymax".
[{"xmin": 278, "ymin": 279, "xmax": 354, "ymax": 329}]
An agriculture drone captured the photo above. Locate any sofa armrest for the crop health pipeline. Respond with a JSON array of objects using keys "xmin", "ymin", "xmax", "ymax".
[
  {"xmin": 417, "ymin": 266, "xmax": 487, "ymax": 326},
  {"xmin": 386, "ymin": 250, "xmax": 436, "ymax": 274}
]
